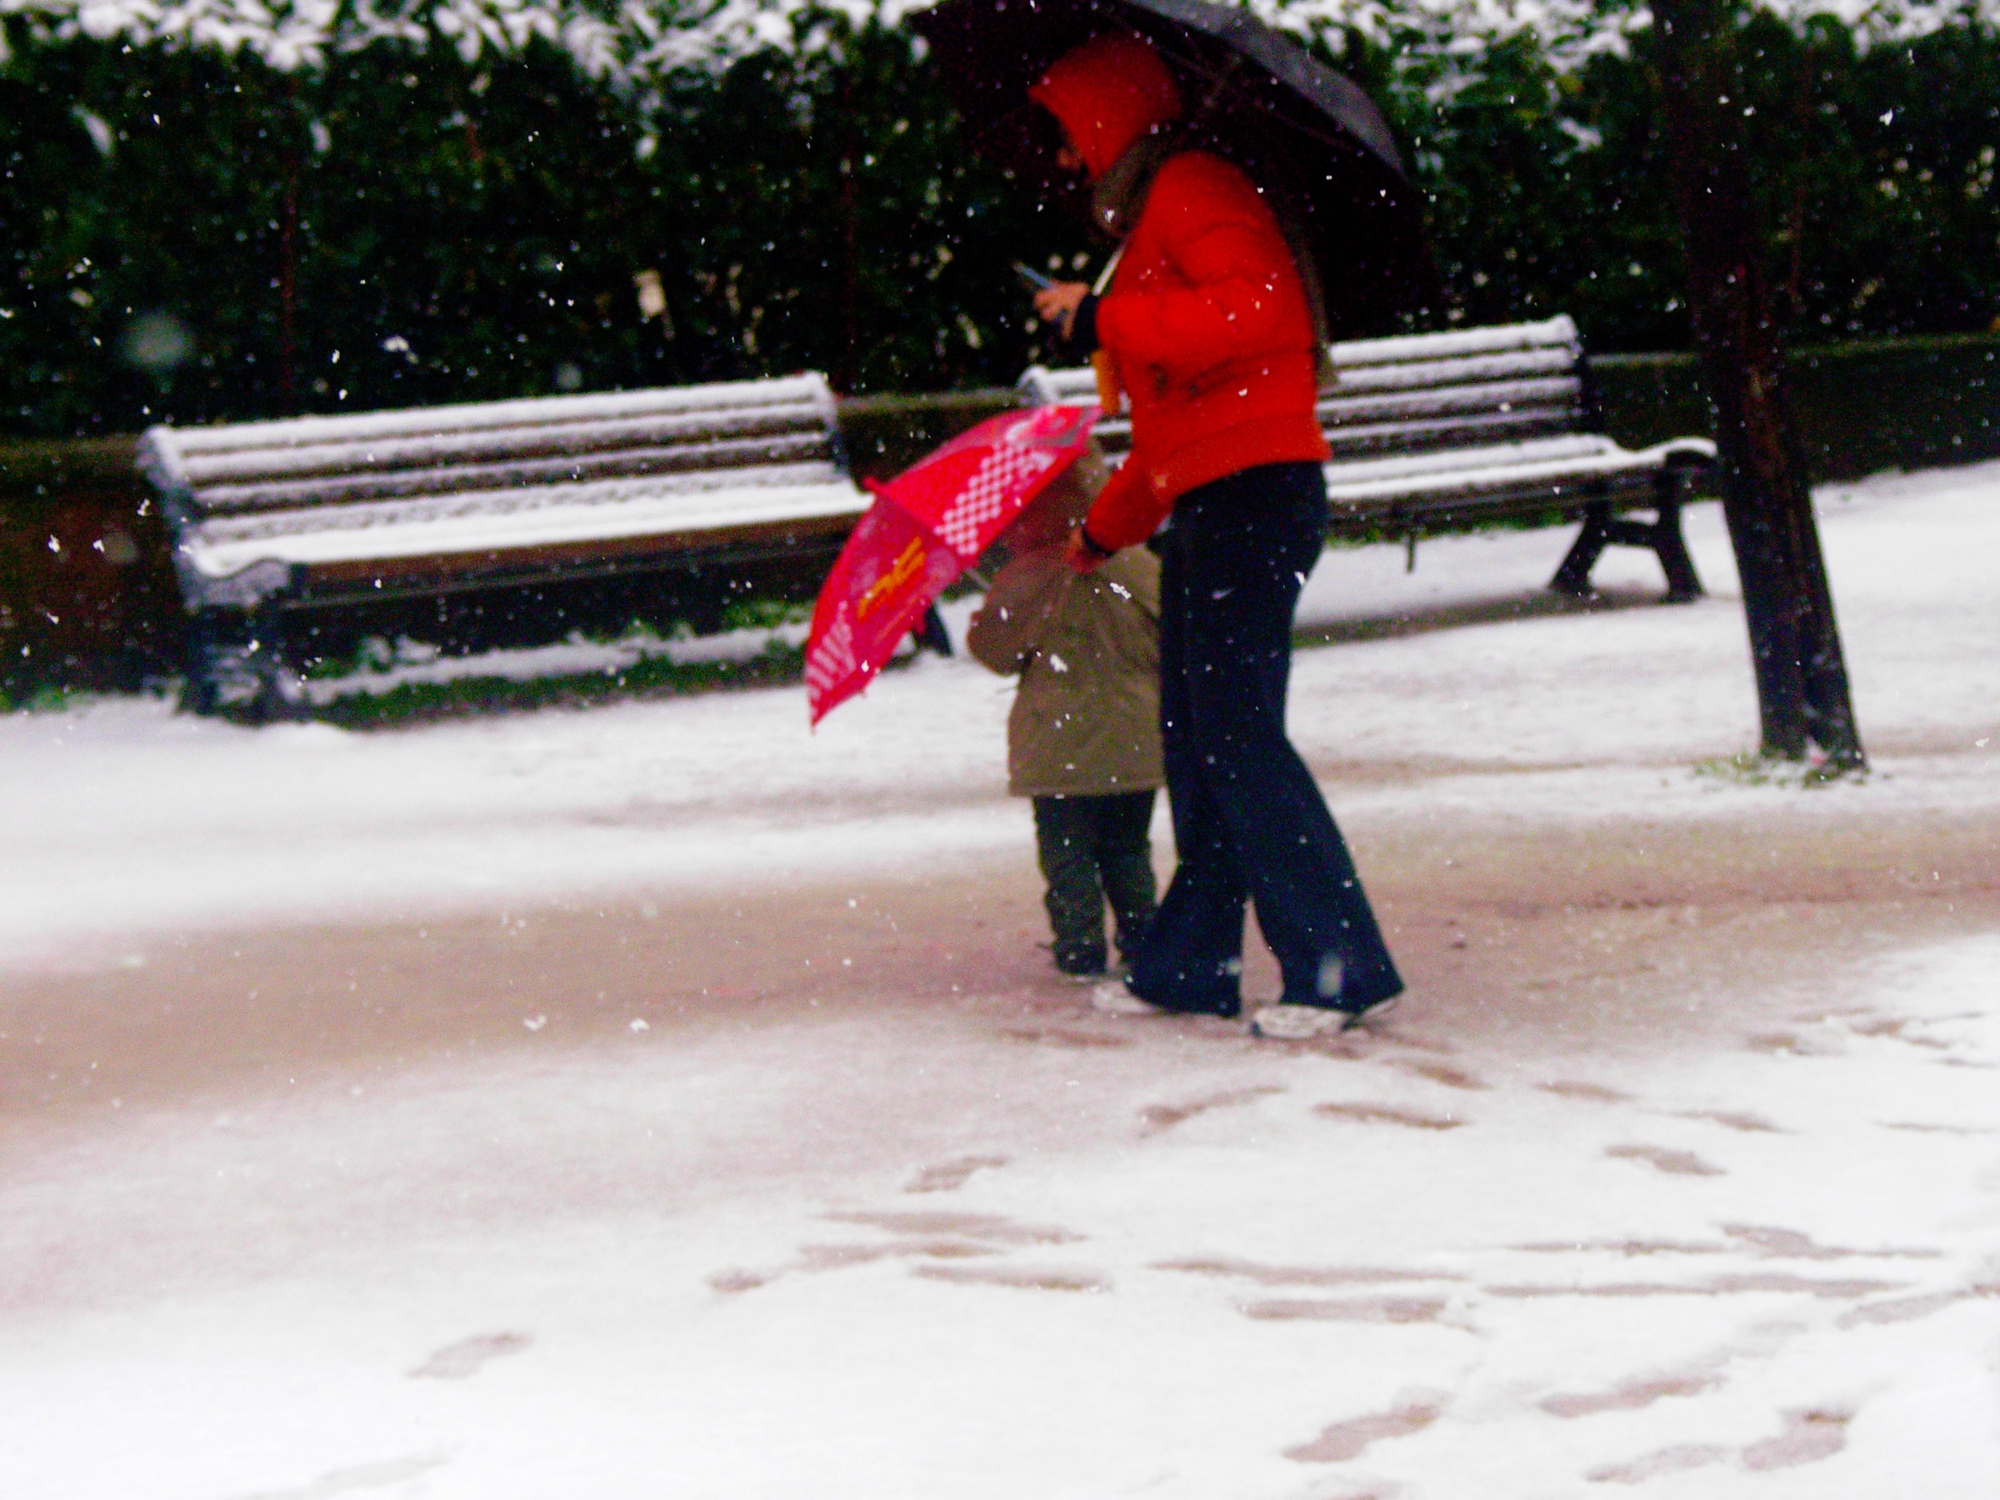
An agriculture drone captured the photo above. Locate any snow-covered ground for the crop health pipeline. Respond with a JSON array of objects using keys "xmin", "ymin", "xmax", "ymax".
[
  {"xmin": 1, "ymin": 462, "xmax": 1996, "ymax": 1498},
  {"xmin": 2, "ymin": 462, "xmax": 1992, "ymax": 972}
]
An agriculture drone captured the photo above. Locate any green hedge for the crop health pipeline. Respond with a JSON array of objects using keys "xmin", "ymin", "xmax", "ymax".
[
  {"xmin": 1594, "ymin": 333, "xmax": 2000, "ymax": 481},
  {"xmin": 6, "ymin": 13, "xmax": 2000, "ymax": 442}
]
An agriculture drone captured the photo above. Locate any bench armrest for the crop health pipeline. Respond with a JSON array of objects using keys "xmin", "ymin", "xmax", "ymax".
[{"xmin": 1634, "ymin": 437, "xmax": 1719, "ymax": 470}]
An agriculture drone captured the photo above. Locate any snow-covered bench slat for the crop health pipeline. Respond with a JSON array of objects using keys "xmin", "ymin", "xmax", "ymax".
[
  {"xmin": 189, "ymin": 432, "xmax": 836, "ymax": 514},
  {"xmin": 1018, "ymin": 315, "xmax": 1715, "ymax": 599},
  {"xmin": 138, "ymin": 373, "xmax": 867, "ymax": 717},
  {"xmin": 175, "ymin": 407, "xmax": 834, "ymax": 497}
]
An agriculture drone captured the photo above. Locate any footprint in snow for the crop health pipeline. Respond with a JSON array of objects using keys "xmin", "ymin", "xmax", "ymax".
[
  {"xmin": 1677, "ymin": 1108, "xmax": 1786, "ymax": 1133},
  {"xmin": 794, "ymin": 1238, "xmax": 997, "ymax": 1272},
  {"xmin": 825, "ymin": 1209, "xmax": 1082, "ymax": 1245},
  {"xmin": 1283, "ymin": 1393, "xmax": 1447, "ymax": 1463},
  {"xmin": 1877, "ymin": 1118, "xmax": 1997, "ymax": 1134},
  {"xmin": 1840, "ymin": 1013, "xmax": 1955, "ymax": 1049},
  {"xmin": 911, "ymin": 1263, "xmax": 1109, "ymax": 1293},
  {"xmin": 1385, "ymin": 1057, "xmax": 1488, "ymax": 1091},
  {"xmin": 1240, "ymin": 1295, "xmax": 1448, "ymax": 1325},
  {"xmin": 1745, "ymin": 1027, "xmax": 1846, "ymax": 1057},
  {"xmin": 1586, "ymin": 1444, "xmax": 1729, "ymax": 1484},
  {"xmin": 1538, "ymin": 1080, "xmax": 1631, "ymax": 1103},
  {"xmin": 408, "ymin": 1331, "xmax": 530, "ymax": 1379},
  {"xmin": 1740, "ymin": 1407, "xmax": 1851, "ymax": 1470},
  {"xmin": 707, "ymin": 1211, "xmax": 1068, "ymax": 1294},
  {"xmin": 1140, "ymin": 1085, "xmax": 1283, "ymax": 1134},
  {"xmin": 1838, "ymin": 1287, "xmax": 1991, "ymax": 1327},
  {"xmin": 1154, "ymin": 1255, "xmax": 1464, "ymax": 1289},
  {"xmin": 1605, "ymin": 1143, "xmax": 1725, "ymax": 1176},
  {"xmin": 999, "ymin": 1024, "xmax": 1132, "ymax": 1050},
  {"xmin": 228, "ymin": 1454, "xmax": 449, "ymax": 1500},
  {"xmin": 1484, "ymin": 1270, "xmax": 1899, "ymax": 1299},
  {"xmin": 905, "ymin": 1154, "xmax": 1008, "ymax": 1193},
  {"xmin": 1721, "ymin": 1222, "xmax": 1941, "ymax": 1260},
  {"xmin": 1590, "ymin": 1408, "xmax": 1848, "ymax": 1479},
  {"xmin": 1510, "ymin": 1235, "xmax": 1729, "ymax": 1257},
  {"xmin": 1540, "ymin": 1370, "xmax": 1721, "ymax": 1418},
  {"xmin": 1317, "ymin": 1101, "xmax": 1464, "ymax": 1130}
]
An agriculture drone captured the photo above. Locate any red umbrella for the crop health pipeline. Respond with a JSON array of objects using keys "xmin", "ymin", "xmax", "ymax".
[{"xmin": 806, "ymin": 402, "xmax": 1099, "ymax": 724}]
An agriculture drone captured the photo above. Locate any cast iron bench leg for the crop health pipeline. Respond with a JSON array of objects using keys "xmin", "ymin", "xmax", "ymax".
[
  {"xmin": 1650, "ymin": 476, "xmax": 1704, "ymax": 603},
  {"xmin": 1550, "ymin": 503, "xmax": 1613, "ymax": 597},
  {"xmin": 247, "ymin": 605, "xmax": 311, "ymax": 723},
  {"xmin": 181, "ymin": 609, "xmax": 225, "ymax": 717},
  {"xmin": 1549, "ymin": 478, "xmax": 1704, "ymax": 604}
]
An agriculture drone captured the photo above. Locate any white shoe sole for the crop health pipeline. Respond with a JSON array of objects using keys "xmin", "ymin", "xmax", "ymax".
[
  {"xmin": 1091, "ymin": 982, "xmax": 1166, "ymax": 1017},
  {"xmin": 1249, "ymin": 1004, "xmax": 1345, "ymax": 1040},
  {"xmin": 1251, "ymin": 996, "xmax": 1399, "ymax": 1040},
  {"xmin": 1344, "ymin": 995, "xmax": 1400, "ymax": 1030}
]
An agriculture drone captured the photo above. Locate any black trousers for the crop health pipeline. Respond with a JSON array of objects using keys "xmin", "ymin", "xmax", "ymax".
[
  {"xmin": 1127, "ymin": 463, "xmax": 1403, "ymax": 1016},
  {"xmin": 1032, "ymin": 790, "xmax": 1159, "ymax": 974}
]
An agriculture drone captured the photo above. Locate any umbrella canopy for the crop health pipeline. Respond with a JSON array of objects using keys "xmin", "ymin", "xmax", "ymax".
[
  {"xmin": 806, "ymin": 403, "xmax": 1099, "ymax": 724},
  {"xmin": 908, "ymin": 0, "xmax": 1434, "ymax": 337}
]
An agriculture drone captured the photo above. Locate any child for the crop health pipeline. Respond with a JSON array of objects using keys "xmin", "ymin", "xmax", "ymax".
[{"xmin": 967, "ymin": 449, "xmax": 1163, "ymax": 979}]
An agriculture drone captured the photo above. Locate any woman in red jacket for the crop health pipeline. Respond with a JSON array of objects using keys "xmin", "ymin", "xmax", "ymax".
[{"xmin": 1029, "ymin": 32, "xmax": 1402, "ymax": 1039}]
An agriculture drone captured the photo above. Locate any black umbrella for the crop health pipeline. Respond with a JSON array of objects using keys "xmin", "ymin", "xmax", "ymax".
[{"xmin": 908, "ymin": 0, "xmax": 1435, "ymax": 337}]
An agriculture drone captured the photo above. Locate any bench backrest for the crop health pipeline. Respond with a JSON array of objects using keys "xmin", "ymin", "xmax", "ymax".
[
  {"xmin": 1018, "ymin": 315, "xmax": 1593, "ymax": 464},
  {"xmin": 139, "ymin": 373, "xmax": 859, "ymax": 607}
]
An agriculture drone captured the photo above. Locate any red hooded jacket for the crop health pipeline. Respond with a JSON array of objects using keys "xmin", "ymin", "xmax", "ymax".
[{"xmin": 1033, "ymin": 37, "xmax": 1330, "ymax": 551}]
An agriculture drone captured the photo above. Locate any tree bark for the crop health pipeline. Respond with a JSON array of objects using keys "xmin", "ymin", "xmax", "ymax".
[
  {"xmin": 1652, "ymin": 0, "xmax": 1864, "ymax": 768},
  {"xmin": 279, "ymin": 79, "xmax": 303, "ymax": 416}
]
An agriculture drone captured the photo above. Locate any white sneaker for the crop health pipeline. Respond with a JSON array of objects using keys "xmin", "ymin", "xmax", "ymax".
[
  {"xmin": 1249, "ymin": 1003, "xmax": 1347, "ymax": 1040},
  {"xmin": 1091, "ymin": 982, "xmax": 1167, "ymax": 1017},
  {"xmin": 1251, "ymin": 996, "xmax": 1399, "ymax": 1040},
  {"xmin": 1343, "ymin": 995, "xmax": 1400, "ymax": 1030}
]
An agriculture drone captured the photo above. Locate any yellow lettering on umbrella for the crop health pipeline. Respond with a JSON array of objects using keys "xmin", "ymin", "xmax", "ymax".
[{"xmin": 856, "ymin": 536, "xmax": 927, "ymax": 620}]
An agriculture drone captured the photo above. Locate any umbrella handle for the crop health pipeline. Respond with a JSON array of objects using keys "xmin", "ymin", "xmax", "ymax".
[
  {"xmin": 1085, "ymin": 245, "xmax": 1128, "ymax": 415},
  {"xmin": 1188, "ymin": 53, "xmax": 1245, "ymax": 128},
  {"xmin": 1092, "ymin": 351, "xmax": 1123, "ymax": 415}
]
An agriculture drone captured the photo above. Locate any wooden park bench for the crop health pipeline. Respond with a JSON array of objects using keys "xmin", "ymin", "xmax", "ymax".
[
  {"xmin": 138, "ymin": 374, "xmax": 870, "ymax": 717},
  {"xmin": 1019, "ymin": 315, "xmax": 1718, "ymax": 598}
]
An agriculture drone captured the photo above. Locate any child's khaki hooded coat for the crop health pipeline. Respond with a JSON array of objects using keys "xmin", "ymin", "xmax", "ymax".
[{"xmin": 965, "ymin": 452, "xmax": 1164, "ymax": 798}]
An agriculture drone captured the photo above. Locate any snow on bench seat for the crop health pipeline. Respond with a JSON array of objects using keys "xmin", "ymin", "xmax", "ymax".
[
  {"xmin": 138, "ymin": 373, "xmax": 867, "ymax": 715},
  {"xmin": 182, "ymin": 468, "xmax": 868, "ymax": 577},
  {"xmin": 1018, "ymin": 315, "xmax": 1716, "ymax": 595}
]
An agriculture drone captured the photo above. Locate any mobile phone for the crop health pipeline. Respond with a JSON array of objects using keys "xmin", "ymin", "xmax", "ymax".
[{"xmin": 1013, "ymin": 261, "xmax": 1055, "ymax": 291}]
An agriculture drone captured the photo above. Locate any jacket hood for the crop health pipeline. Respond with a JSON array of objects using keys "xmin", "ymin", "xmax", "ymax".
[{"xmin": 1029, "ymin": 33, "xmax": 1183, "ymax": 182}]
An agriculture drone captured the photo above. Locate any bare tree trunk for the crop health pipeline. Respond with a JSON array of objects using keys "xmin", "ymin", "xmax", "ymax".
[
  {"xmin": 1652, "ymin": 0, "xmax": 1864, "ymax": 769},
  {"xmin": 279, "ymin": 79, "xmax": 302, "ymax": 416},
  {"xmin": 279, "ymin": 164, "xmax": 300, "ymax": 415},
  {"xmin": 835, "ymin": 71, "xmax": 863, "ymax": 395}
]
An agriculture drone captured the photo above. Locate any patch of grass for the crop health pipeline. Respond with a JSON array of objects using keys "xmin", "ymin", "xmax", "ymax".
[
  {"xmin": 0, "ymin": 682, "xmax": 94, "ymax": 715},
  {"xmin": 718, "ymin": 598, "xmax": 811, "ymax": 632},
  {"xmin": 0, "ymin": 677, "xmax": 182, "ymax": 716},
  {"xmin": 314, "ymin": 638, "xmax": 813, "ymax": 730},
  {"xmin": 1693, "ymin": 750, "xmax": 1867, "ymax": 789},
  {"xmin": 304, "ymin": 634, "xmax": 420, "ymax": 681}
]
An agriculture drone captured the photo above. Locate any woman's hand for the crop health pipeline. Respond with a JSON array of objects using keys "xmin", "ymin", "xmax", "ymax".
[
  {"xmin": 1033, "ymin": 281, "xmax": 1090, "ymax": 337},
  {"xmin": 1064, "ymin": 525, "xmax": 1108, "ymax": 574}
]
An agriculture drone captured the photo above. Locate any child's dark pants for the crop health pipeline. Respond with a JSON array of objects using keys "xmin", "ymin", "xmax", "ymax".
[{"xmin": 1031, "ymin": 790, "xmax": 1158, "ymax": 975}]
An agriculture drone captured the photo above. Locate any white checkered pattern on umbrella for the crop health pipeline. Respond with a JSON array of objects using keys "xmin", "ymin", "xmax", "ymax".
[
  {"xmin": 933, "ymin": 432, "xmax": 1062, "ymax": 561},
  {"xmin": 805, "ymin": 612, "xmax": 856, "ymax": 702}
]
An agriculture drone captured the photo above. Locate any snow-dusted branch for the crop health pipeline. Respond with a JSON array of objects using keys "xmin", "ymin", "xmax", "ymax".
[{"xmin": 2, "ymin": 0, "xmax": 1994, "ymax": 79}]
